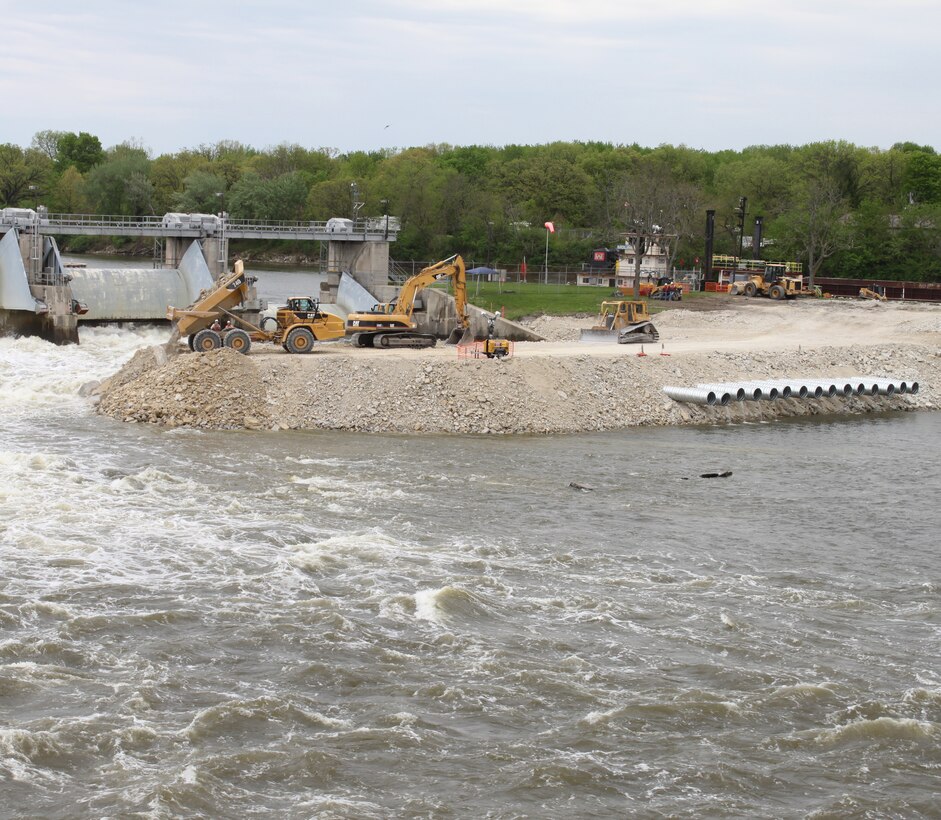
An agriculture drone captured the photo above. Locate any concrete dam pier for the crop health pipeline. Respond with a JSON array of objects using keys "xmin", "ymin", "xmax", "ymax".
[
  {"xmin": 0, "ymin": 227, "xmax": 80, "ymax": 345},
  {"xmin": 0, "ymin": 209, "xmax": 400, "ymax": 345}
]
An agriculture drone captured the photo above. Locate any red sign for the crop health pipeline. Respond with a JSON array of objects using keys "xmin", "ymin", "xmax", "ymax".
[{"xmin": 593, "ymin": 251, "xmax": 606, "ymax": 262}]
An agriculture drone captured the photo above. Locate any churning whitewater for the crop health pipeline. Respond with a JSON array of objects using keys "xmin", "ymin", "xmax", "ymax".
[{"xmin": 2, "ymin": 327, "xmax": 940, "ymax": 817}]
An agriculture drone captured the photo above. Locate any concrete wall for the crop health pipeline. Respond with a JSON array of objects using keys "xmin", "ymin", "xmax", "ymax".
[
  {"xmin": 422, "ymin": 290, "xmax": 544, "ymax": 342},
  {"xmin": 0, "ymin": 229, "xmax": 35, "ymax": 311},
  {"xmin": 0, "ymin": 229, "xmax": 78, "ymax": 344},
  {"xmin": 166, "ymin": 236, "xmax": 227, "ymax": 277},
  {"xmin": 326, "ymin": 240, "xmax": 390, "ymax": 296}
]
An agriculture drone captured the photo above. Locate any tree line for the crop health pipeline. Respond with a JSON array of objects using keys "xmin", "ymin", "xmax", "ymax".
[{"xmin": 2, "ymin": 130, "xmax": 940, "ymax": 281}]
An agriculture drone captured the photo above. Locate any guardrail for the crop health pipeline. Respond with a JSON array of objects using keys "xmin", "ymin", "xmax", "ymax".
[{"xmin": 0, "ymin": 212, "xmax": 398, "ymax": 241}]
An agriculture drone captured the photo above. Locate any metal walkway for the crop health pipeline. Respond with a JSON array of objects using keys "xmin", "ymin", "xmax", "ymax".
[{"xmin": 0, "ymin": 212, "xmax": 399, "ymax": 242}]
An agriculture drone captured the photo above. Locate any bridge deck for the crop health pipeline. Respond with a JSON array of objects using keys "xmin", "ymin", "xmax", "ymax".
[{"xmin": 0, "ymin": 214, "xmax": 398, "ymax": 242}]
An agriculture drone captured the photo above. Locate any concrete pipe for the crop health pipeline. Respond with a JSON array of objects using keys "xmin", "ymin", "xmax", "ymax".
[
  {"xmin": 663, "ymin": 386, "xmax": 718, "ymax": 405},
  {"xmin": 909, "ymin": 381, "xmax": 920, "ymax": 394}
]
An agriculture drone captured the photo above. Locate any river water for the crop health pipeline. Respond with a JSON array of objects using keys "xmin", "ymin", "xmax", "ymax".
[{"xmin": 1, "ymin": 326, "xmax": 939, "ymax": 818}]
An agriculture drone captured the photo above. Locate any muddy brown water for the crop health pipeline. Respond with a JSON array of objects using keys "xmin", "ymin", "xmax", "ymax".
[{"xmin": 1, "ymin": 326, "xmax": 939, "ymax": 818}]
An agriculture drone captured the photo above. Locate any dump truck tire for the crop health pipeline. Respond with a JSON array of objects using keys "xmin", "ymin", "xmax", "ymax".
[
  {"xmin": 224, "ymin": 328, "xmax": 252, "ymax": 354},
  {"xmin": 285, "ymin": 327, "xmax": 315, "ymax": 354},
  {"xmin": 192, "ymin": 329, "xmax": 222, "ymax": 352},
  {"xmin": 187, "ymin": 334, "xmax": 197, "ymax": 351}
]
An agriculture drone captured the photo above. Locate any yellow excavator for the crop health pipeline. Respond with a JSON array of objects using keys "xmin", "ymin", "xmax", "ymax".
[{"xmin": 346, "ymin": 254, "xmax": 469, "ymax": 348}]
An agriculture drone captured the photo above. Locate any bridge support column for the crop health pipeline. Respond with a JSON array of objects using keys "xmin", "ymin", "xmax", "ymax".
[
  {"xmin": 323, "ymin": 240, "xmax": 390, "ymax": 302},
  {"xmin": 165, "ymin": 237, "xmax": 227, "ymax": 278}
]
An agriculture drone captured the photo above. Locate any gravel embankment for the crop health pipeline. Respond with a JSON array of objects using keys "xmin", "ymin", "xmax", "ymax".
[{"xmin": 94, "ymin": 300, "xmax": 940, "ymax": 434}]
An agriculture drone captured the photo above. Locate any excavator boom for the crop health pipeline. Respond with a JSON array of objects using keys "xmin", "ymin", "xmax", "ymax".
[{"xmin": 347, "ymin": 254, "xmax": 468, "ymax": 348}]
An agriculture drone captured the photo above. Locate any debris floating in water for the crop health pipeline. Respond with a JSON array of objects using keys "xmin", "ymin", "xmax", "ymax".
[{"xmin": 569, "ymin": 482, "xmax": 595, "ymax": 491}]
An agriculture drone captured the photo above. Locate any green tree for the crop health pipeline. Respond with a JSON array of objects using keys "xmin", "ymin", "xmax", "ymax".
[
  {"xmin": 174, "ymin": 170, "xmax": 228, "ymax": 214},
  {"xmin": 83, "ymin": 143, "xmax": 151, "ymax": 214},
  {"xmin": 777, "ymin": 178, "xmax": 849, "ymax": 286},
  {"xmin": 0, "ymin": 144, "xmax": 49, "ymax": 206},
  {"xmin": 57, "ymin": 132, "xmax": 104, "ymax": 173},
  {"xmin": 50, "ymin": 166, "xmax": 90, "ymax": 213},
  {"xmin": 903, "ymin": 151, "xmax": 941, "ymax": 204},
  {"xmin": 228, "ymin": 172, "xmax": 308, "ymax": 220}
]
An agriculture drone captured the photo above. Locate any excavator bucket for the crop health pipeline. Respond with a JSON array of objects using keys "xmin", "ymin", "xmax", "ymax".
[{"xmin": 447, "ymin": 325, "xmax": 474, "ymax": 345}]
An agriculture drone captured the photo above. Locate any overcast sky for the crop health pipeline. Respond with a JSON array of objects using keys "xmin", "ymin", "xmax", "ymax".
[{"xmin": 3, "ymin": 0, "xmax": 938, "ymax": 156}]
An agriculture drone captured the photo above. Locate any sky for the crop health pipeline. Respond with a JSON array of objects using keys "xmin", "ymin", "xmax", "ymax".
[{"xmin": 3, "ymin": 0, "xmax": 939, "ymax": 157}]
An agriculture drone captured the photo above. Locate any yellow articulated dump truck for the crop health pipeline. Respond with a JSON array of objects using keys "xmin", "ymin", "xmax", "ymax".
[{"xmin": 167, "ymin": 260, "xmax": 345, "ymax": 354}]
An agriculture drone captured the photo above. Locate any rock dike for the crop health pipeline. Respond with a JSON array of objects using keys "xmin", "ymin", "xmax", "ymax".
[{"xmin": 95, "ymin": 300, "xmax": 941, "ymax": 434}]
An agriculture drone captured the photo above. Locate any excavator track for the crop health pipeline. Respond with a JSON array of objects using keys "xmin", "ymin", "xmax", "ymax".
[{"xmin": 373, "ymin": 332, "xmax": 438, "ymax": 349}]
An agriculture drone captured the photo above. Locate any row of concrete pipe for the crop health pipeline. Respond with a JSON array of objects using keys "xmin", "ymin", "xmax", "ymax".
[{"xmin": 663, "ymin": 377, "xmax": 919, "ymax": 406}]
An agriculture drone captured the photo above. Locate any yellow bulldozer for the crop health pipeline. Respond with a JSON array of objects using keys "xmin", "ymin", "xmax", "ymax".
[
  {"xmin": 167, "ymin": 260, "xmax": 345, "ymax": 354},
  {"xmin": 580, "ymin": 300, "xmax": 659, "ymax": 344}
]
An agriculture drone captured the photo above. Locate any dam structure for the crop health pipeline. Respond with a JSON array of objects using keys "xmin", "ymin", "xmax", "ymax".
[{"xmin": 0, "ymin": 208, "xmax": 399, "ymax": 343}]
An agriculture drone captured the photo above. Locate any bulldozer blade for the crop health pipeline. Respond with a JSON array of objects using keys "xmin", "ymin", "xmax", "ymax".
[
  {"xmin": 617, "ymin": 322, "xmax": 659, "ymax": 344},
  {"xmin": 579, "ymin": 329, "xmax": 619, "ymax": 343}
]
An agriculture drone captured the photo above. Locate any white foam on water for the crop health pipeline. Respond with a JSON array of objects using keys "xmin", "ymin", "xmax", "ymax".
[
  {"xmin": 0, "ymin": 325, "xmax": 166, "ymax": 421},
  {"xmin": 414, "ymin": 587, "xmax": 446, "ymax": 623}
]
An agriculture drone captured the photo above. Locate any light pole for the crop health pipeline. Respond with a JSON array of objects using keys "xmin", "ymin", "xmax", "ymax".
[
  {"xmin": 215, "ymin": 191, "xmax": 224, "ymax": 218},
  {"xmin": 486, "ymin": 221, "xmax": 494, "ymax": 269},
  {"xmin": 381, "ymin": 198, "xmax": 389, "ymax": 240}
]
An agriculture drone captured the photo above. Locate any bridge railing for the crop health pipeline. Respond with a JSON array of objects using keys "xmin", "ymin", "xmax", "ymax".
[
  {"xmin": 35, "ymin": 213, "xmax": 398, "ymax": 238},
  {"xmin": 47, "ymin": 213, "xmax": 166, "ymax": 230}
]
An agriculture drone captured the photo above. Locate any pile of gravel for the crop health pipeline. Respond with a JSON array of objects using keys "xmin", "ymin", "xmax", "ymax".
[{"xmin": 95, "ymin": 341, "xmax": 937, "ymax": 434}]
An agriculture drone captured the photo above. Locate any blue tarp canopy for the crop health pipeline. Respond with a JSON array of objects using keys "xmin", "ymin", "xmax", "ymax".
[{"xmin": 466, "ymin": 266, "xmax": 497, "ymax": 276}]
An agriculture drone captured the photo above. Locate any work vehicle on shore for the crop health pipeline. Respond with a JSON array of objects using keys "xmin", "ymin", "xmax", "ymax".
[
  {"xmin": 167, "ymin": 261, "xmax": 345, "ymax": 354},
  {"xmin": 580, "ymin": 300, "xmax": 659, "ymax": 344},
  {"xmin": 650, "ymin": 277, "xmax": 683, "ymax": 301},
  {"xmin": 346, "ymin": 254, "xmax": 469, "ymax": 348},
  {"xmin": 728, "ymin": 263, "xmax": 805, "ymax": 300},
  {"xmin": 482, "ymin": 311, "xmax": 511, "ymax": 358}
]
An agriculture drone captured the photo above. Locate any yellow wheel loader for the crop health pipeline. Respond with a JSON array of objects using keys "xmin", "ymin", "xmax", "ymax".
[
  {"xmin": 580, "ymin": 300, "xmax": 659, "ymax": 344},
  {"xmin": 729, "ymin": 264, "xmax": 805, "ymax": 300}
]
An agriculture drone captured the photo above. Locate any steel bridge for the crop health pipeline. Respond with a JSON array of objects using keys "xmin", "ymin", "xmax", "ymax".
[
  {"xmin": 0, "ymin": 211, "xmax": 399, "ymax": 242},
  {"xmin": 0, "ymin": 208, "xmax": 398, "ymax": 289}
]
